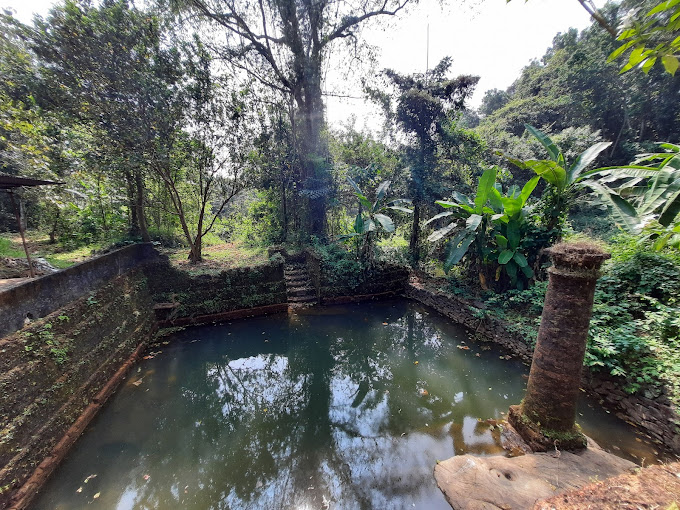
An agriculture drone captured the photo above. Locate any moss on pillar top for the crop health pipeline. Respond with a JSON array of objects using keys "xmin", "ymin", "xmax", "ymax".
[{"xmin": 546, "ymin": 242, "xmax": 611, "ymax": 279}]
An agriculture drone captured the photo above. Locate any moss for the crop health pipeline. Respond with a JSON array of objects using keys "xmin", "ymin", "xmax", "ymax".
[
  {"xmin": 509, "ymin": 405, "xmax": 587, "ymax": 451},
  {"xmin": 541, "ymin": 424, "xmax": 587, "ymax": 443}
]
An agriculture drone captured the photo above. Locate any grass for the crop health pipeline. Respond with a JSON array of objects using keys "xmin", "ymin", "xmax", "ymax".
[
  {"xmin": 2, "ymin": 231, "xmax": 271, "ymax": 277},
  {"xmin": 0, "ymin": 232, "xmax": 99, "ymax": 270},
  {"xmin": 0, "ymin": 237, "xmax": 26, "ymax": 258},
  {"xmin": 163, "ymin": 240, "xmax": 268, "ymax": 275}
]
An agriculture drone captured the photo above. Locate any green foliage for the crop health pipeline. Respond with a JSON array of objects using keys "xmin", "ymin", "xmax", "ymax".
[
  {"xmin": 337, "ymin": 176, "xmax": 412, "ymax": 265},
  {"xmin": 224, "ymin": 190, "xmax": 285, "ymax": 248},
  {"xmin": 503, "ymin": 124, "xmax": 611, "ymax": 235},
  {"xmin": 586, "ymin": 251, "xmax": 680, "ymax": 400},
  {"xmin": 367, "ymin": 57, "xmax": 481, "ymax": 262},
  {"xmin": 313, "ymin": 241, "xmax": 364, "ymax": 290},
  {"xmin": 586, "ymin": 143, "xmax": 680, "ymax": 248},
  {"xmin": 476, "ymin": 8, "xmax": 680, "ymax": 167},
  {"xmin": 269, "ymin": 252, "xmax": 285, "ymax": 265},
  {"xmin": 0, "ymin": 237, "xmax": 25, "ymax": 258},
  {"xmin": 0, "ymin": 12, "xmax": 51, "ymax": 177},
  {"xmin": 474, "ymin": 243, "xmax": 680, "ymax": 405},
  {"xmin": 609, "ymin": 0, "xmax": 680, "ymax": 75},
  {"xmin": 426, "ymin": 166, "xmax": 541, "ymax": 289}
]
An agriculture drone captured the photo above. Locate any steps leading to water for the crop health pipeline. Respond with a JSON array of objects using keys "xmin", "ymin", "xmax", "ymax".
[{"xmin": 284, "ymin": 262, "xmax": 317, "ymax": 307}]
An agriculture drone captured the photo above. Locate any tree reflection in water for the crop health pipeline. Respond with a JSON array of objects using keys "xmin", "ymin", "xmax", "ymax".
[{"xmin": 33, "ymin": 299, "xmax": 530, "ymax": 510}]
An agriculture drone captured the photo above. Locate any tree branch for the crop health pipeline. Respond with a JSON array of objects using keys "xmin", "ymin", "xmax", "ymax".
[
  {"xmin": 323, "ymin": 0, "xmax": 411, "ymax": 46},
  {"xmin": 577, "ymin": 0, "xmax": 617, "ymax": 38},
  {"xmin": 188, "ymin": 0, "xmax": 293, "ymax": 90}
]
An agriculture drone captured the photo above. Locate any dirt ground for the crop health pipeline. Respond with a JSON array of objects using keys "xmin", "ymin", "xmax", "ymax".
[{"xmin": 535, "ymin": 461, "xmax": 680, "ymax": 509}]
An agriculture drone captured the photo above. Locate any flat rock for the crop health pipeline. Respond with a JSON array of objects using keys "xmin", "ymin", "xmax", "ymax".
[
  {"xmin": 434, "ymin": 438, "xmax": 636, "ymax": 510},
  {"xmin": 534, "ymin": 461, "xmax": 680, "ymax": 510}
]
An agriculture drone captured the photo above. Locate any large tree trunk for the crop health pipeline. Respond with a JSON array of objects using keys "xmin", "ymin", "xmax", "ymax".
[
  {"xmin": 188, "ymin": 235, "xmax": 202, "ymax": 264},
  {"xmin": 295, "ymin": 70, "xmax": 328, "ymax": 239},
  {"xmin": 409, "ymin": 150, "xmax": 427, "ymax": 265},
  {"xmin": 125, "ymin": 170, "xmax": 140, "ymax": 238},
  {"xmin": 189, "ymin": 203, "xmax": 206, "ymax": 264},
  {"xmin": 134, "ymin": 169, "xmax": 151, "ymax": 242}
]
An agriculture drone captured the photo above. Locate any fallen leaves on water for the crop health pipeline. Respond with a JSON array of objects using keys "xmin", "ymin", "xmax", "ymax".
[
  {"xmin": 132, "ymin": 379, "xmax": 143, "ymax": 387},
  {"xmin": 84, "ymin": 474, "xmax": 97, "ymax": 483},
  {"xmin": 413, "ymin": 360, "xmax": 419, "ymax": 365},
  {"xmin": 143, "ymin": 350, "xmax": 163, "ymax": 360}
]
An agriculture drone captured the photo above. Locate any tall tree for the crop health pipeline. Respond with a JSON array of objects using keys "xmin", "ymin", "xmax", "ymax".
[
  {"xmin": 178, "ymin": 0, "xmax": 413, "ymax": 238},
  {"xmin": 148, "ymin": 41, "xmax": 252, "ymax": 263},
  {"xmin": 32, "ymin": 0, "xmax": 171, "ymax": 241},
  {"xmin": 368, "ymin": 57, "xmax": 479, "ymax": 263}
]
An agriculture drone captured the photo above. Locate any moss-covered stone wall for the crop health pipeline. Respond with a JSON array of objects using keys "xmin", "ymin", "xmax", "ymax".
[
  {"xmin": 0, "ymin": 268, "xmax": 156, "ymax": 508},
  {"xmin": 145, "ymin": 256, "xmax": 287, "ymax": 326},
  {"xmin": 303, "ymin": 249, "xmax": 409, "ymax": 303}
]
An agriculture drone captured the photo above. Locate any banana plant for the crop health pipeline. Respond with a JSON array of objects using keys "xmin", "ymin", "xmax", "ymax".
[
  {"xmin": 583, "ymin": 143, "xmax": 680, "ymax": 249},
  {"xmin": 338, "ymin": 176, "xmax": 412, "ymax": 263},
  {"xmin": 425, "ymin": 167, "xmax": 495, "ymax": 274},
  {"xmin": 502, "ymin": 124, "xmax": 612, "ymax": 233},
  {"xmin": 488, "ymin": 177, "xmax": 540, "ymax": 286},
  {"xmin": 509, "ymin": 124, "xmax": 612, "ymax": 192},
  {"xmin": 425, "ymin": 166, "xmax": 539, "ymax": 288}
]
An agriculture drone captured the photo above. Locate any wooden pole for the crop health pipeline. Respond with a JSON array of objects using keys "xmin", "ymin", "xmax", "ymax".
[{"xmin": 9, "ymin": 191, "xmax": 35, "ymax": 278}]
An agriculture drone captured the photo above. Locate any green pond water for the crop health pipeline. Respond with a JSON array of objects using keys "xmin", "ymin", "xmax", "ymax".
[{"xmin": 33, "ymin": 299, "xmax": 659, "ymax": 510}]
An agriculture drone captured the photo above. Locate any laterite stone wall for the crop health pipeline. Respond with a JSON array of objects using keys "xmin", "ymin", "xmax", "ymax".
[
  {"xmin": 0, "ymin": 268, "xmax": 156, "ymax": 508},
  {"xmin": 145, "ymin": 257, "xmax": 287, "ymax": 326}
]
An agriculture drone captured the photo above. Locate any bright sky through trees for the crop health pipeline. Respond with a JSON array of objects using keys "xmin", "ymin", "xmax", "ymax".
[{"xmin": 6, "ymin": 0, "xmax": 606, "ymax": 131}]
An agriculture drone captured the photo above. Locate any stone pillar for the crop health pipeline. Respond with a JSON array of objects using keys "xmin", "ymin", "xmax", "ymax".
[{"xmin": 509, "ymin": 242, "xmax": 610, "ymax": 451}]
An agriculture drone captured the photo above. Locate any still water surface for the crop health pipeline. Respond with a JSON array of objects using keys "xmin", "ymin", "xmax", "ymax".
[{"xmin": 33, "ymin": 299, "xmax": 657, "ymax": 509}]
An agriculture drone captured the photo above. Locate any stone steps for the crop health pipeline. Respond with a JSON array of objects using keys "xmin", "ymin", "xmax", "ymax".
[{"xmin": 284, "ymin": 263, "xmax": 317, "ymax": 307}]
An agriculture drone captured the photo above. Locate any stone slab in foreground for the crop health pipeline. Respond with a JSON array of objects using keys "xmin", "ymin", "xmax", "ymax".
[
  {"xmin": 535, "ymin": 461, "xmax": 680, "ymax": 510},
  {"xmin": 434, "ymin": 439, "xmax": 636, "ymax": 510}
]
